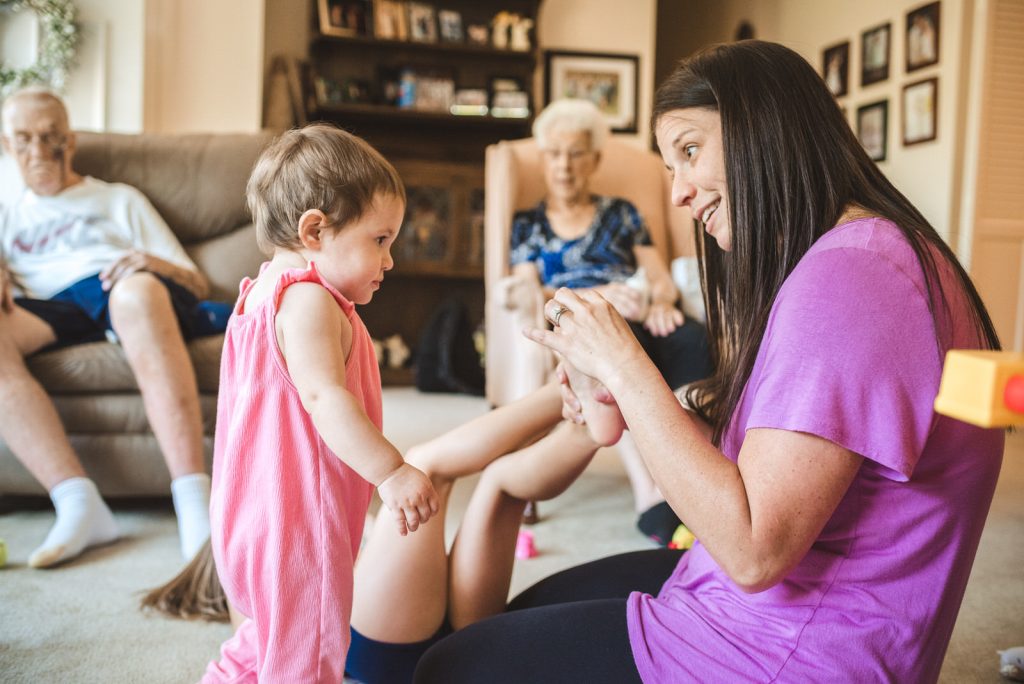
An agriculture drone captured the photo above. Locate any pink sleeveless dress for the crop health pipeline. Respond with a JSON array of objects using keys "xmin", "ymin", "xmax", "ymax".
[{"xmin": 204, "ymin": 263, "xmax": 380, "ymax": 683}]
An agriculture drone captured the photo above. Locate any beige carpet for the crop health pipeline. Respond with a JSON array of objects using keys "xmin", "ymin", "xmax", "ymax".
[{"xmin": 0, "ymin": 388, "xmax": 1021, "ymax": 683}]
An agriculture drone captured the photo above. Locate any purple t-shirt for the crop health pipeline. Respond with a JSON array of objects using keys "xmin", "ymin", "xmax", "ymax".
[{"xmin": 628, "ymin": 218, "xmax": 1004, "ymax": 683}]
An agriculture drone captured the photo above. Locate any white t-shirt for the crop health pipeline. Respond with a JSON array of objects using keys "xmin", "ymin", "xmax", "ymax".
[{"xmin": 0, "ymin": 176, "xmax": 197, "ymax": 299}]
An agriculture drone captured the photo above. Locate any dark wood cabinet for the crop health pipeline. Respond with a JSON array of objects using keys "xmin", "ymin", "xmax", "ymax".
[{"xmin": 309, "ymin": 0, "xmax": 541, "ymax": 384}]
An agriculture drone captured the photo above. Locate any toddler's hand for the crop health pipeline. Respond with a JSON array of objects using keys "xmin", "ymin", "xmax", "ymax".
[{"xmin": 377, "ymin": 463, "xmax": 440, "ymax": 536}]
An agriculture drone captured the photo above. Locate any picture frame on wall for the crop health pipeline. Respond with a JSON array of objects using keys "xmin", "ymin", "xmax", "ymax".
[
  {"xmin": 372, "ymin": 0, "xmax": 408, "ymax": 40},
  {"xmin": 903, "ymin": 77, "xmax": 938, "ymax": 146},
  {"xmin": 822, "ymin": 41, "xmax": 850, "ymax": 98},
  {"xmin": 317, "ymin": 0, "xmax": 370, "ymax": 38},
  {"xmin": 544, "ymin": 50, "xmax": 639, "ymax": 133},
  {"xmin": 407, "ymin": 2, "xmax": 437, "ymax": 43},
  {"xmin": 860, "ymin": 23, "xmax": 891, "ymax": 87},
  {"xmin": 857, "ymin": 100, "xmax": 889, "ymax": 162},
  {"xmin": 906, "ymin": 1, "xmax": 940, "ymax": 72}
]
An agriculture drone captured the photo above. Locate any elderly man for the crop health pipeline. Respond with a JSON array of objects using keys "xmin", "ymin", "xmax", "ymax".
[{"xmin": 0, "ymin": 87, "xmax": 213, "ymax": 568}]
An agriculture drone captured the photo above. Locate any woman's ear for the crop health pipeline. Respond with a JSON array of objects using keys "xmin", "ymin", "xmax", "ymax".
[
  {"xmin": 297, "ymin": 209, "xmax": 328, "ymax": 250},
  {"xmin": 592, "ymin": 150, "xmax": 603, "ymax": 170}
]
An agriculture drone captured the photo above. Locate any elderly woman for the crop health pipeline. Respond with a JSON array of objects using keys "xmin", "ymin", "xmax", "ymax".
[
  {"xmin": 511, "ymin": 98, "xmax": 713, "ymax": 541},
  {"xmin": 512, "ymin": 98, "xmax": 710, "ymax": 389}
]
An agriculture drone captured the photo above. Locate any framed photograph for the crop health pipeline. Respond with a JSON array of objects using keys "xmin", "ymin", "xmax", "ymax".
[
  {"xmin": 821, "ymin": 41, "xmax": 849, "ymax": 98},
  {"xmin": 860, "ymin": 23, "xmax": 891, "ymax": 87},
  {"xmin": 906, "ymin": 2, "xmax": 940, "ymax": 72},
  {"xmin": 318, "ymin": 0, "xmax": 370, "ymax": 37},
  {"xmin": 407, "ymin": 2, "xmax": 437, "ymax": 43},
  {"xmin": 438, "ymin": 9, "xmax": 463, "ymax": 43},
  {"xmin": 903, "ymin": 77, "xmax": 938, "ymax": 146},
  {"xmin": 372, "ymin": 0, "xmax": 408, "ymax": 40},
  {"xmin": 396, "ymin": 184, "xmax": 451, "ymax": 266},
  {"xmin": 544, "ymin": 50, "xmax": 640, "ymax": 133},
  {"xmin": 857, "ymin": 100, "xmax": 888, "ymax": 162}
]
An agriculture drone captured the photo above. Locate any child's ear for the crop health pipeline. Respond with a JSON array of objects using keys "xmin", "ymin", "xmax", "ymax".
[{"xmin": 297, "ymin": 209, "xmax": 328, "ymax": 250}]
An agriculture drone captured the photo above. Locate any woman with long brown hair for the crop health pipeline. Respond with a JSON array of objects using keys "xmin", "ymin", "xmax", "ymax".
[{"xmin": 413, "ymin": 40, "xmax": 1004, "ymax": 683}]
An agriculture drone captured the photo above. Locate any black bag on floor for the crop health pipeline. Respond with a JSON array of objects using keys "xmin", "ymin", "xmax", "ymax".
[{"xmin": 415, "ymin": 297, "xmax": 485, "ymax": 395}]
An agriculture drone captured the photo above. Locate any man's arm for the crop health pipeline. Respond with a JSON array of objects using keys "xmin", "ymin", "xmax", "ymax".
[
  {"xmin": 1, "ymin": 259, "xmax": 14, "ymax": 313},
  {"xmin": 99, "ymin": 250, "xmax": 209, "ymax": 299},
  {"xmin": 115, "ymin": 186, "xmax": 210, "ymax": 298}
]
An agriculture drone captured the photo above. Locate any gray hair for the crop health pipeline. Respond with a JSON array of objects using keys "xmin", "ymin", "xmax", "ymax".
[
  {"xmin": 2, "ymin": 86, "xmax": 69, "ymax": 134},
  {"xmin": 532, "ymin": 98, "xmax": 610, "ymax": 152}
]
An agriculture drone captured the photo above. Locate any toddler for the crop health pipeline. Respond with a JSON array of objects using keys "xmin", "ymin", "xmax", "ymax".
[{"xmin": 203, "ymin": 124, "xmax": 438, "ymax": 683}]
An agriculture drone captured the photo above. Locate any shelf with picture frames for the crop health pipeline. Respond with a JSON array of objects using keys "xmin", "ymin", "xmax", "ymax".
[
  {"xmin": 309, "ymin": 0, "xmax": 541, "ymax": 385},
  {"xmin": 311, "ymin": 33, "xmax": 536, "ymax": 61},
  {"xmin": 313, "ymin": 101, "xmax": 532, "ymax": 129}
]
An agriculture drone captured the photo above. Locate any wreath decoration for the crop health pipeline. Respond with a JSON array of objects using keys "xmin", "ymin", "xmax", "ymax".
[{"xmin": 0, "ymin": 0, "xmax": 80, "ymax": 96}]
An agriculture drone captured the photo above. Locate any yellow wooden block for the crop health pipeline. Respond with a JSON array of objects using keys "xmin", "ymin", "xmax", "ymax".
[{"xmin": 934, "ymin": 350, "xmax": 1024, "ymax": 428}]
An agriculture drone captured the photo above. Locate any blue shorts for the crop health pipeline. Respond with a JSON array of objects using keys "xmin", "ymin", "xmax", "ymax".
[
  {"xmin": 346, "ymin": 623, "xmax": 452, "ymax": 684},
  {"xmin": 14, "ymin": 273, "xmax": 231, "ymax": 350}
]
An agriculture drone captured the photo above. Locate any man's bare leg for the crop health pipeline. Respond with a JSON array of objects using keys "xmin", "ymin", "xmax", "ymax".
[
  {"xmin": 108, "ymin": 273, "xmax": 208, "ymax": 559},
  {"xmin": 0, "ymin": 305, "xmax": 118, "ymax": 567}
]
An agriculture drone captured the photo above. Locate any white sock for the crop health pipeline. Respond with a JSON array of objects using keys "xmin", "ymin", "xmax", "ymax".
[
  {"xmin": 171, "ymin": 473, "xmax": 211, "ymax": 560},
  {"xmin": 29, "ymin": 477, "xmax": 120, "ymax": 568}
]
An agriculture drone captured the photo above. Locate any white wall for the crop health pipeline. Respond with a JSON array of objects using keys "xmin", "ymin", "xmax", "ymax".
[
  {"xmin": 538, "ymin": 0, "xmax": 657, "ymax": 147},
  {"xmin": 144, "ymin": 0, "xmax": 265, "ymax": 133},
  {"xmin": 769, "ymin": 0, "xmax": 970, "ymax": 245},
  {"xmin": 0, "ymin": 0, "xmax": 145, "ymax": 133}
]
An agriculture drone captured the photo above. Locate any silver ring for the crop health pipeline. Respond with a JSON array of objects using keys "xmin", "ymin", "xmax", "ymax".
[{"xmin": 552, "ymin": 305, "xmax": 567, "ymax": 326}]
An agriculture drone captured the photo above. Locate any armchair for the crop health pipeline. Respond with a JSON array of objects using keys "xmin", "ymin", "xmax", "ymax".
[{"xmin": 483, "ymin": 137, "xmax": 695, "ymax": 407}]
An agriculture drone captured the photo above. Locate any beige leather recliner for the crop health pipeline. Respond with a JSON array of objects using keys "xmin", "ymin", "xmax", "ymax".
[
  {"xmin": 483, "ymin": 137, "xmax": 695, "ymax": 408},
  {"xmin": 0, "ymin": 131, "xmax": 272, "ymax": 497}
]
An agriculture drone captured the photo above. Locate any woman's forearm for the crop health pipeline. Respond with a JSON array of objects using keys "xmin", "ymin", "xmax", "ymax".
[{"xmin": 604, "ymin": 356, "xmax": 760, "ymax": 583}]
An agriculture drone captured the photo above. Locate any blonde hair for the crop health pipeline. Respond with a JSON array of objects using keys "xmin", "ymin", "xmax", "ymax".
[
  {"xmin": 532, "ymin": 98, "xmax": 610, "ymax": 152},
  {"xmin": 246, "ymin": 123, "xmax": 405, "ymax": 254},
  {"xmin": 139, "ymin": 539, "xmax": 230, "ymax": 622}
]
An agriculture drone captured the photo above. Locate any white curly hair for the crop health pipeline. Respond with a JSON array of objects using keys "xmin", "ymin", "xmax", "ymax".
[{"xmin": 532, "ymin": 98, "xmax": 610, "ymax": 152}]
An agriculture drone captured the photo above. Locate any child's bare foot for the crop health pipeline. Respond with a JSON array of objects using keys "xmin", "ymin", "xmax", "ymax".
[{"xmin": 561, "ymin": 360, "xmax": 626, "ymax": 446}]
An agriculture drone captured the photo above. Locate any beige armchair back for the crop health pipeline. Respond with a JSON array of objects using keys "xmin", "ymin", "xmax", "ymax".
[{"xmin": 483, "ymin": 137, "xmax": 694, "ymax": 407}]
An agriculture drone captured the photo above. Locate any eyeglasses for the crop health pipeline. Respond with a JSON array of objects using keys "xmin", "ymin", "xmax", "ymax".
[
  {"xmin": 8, "ymin": 131, "xmax": 69, "ymax": 154},
  {"xmin": 540, "ymin": 147, "xmax": 594, "ymax": 164}
]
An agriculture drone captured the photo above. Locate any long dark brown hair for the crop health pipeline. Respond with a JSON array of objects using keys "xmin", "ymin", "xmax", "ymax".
[{"xmin": 652, "ymin": 40, "xmax": 999, "ymax": 444}]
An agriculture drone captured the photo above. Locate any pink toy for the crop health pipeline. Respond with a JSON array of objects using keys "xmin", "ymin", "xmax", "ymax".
[{"xmin": 515, "ymin": 529, "xmax": 538, "ymax": 559}]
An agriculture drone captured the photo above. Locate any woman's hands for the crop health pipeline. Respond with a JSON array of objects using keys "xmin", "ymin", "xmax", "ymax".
[{"xmin": 526, "ymin": 287, "xmax": 648, "ymax": 393}]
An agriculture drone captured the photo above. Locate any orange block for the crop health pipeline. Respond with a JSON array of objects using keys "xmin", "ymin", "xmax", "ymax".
[{"xmin": 934, "ymin": 350, "xmax": 1024, "ymax": 428}]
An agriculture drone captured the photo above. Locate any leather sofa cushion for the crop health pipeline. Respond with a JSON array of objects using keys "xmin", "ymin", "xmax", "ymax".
[
  {"xmin": 73, "ymin": 132, "xmax": 273, "ymax": 245},
  {"xmin": 27, "ymin": 335, "xmax": 225, "ymax": 394}
]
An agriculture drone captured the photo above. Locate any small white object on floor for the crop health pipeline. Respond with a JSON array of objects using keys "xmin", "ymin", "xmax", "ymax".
[
  {"xmin": 29, "ymin": 477, "xmax": 120, "ymax": 568},
  {"xmin": 1001, "ymin": 647, "xmax": 1024, "ymax": 681},
  {"xmin": 171, "ymin": 473, "xmax": 211, "ymax": 560}
]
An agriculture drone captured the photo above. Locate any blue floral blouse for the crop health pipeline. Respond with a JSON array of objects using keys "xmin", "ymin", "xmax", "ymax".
[{"xmin": 509, "ymin": 196, "xmax": 651, "ymax": 289}]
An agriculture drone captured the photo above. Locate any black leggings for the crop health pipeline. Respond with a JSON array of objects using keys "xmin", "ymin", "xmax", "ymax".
[{"xmin": 413, "ymin": 549, "xmax": 684, "ymax": 684}]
